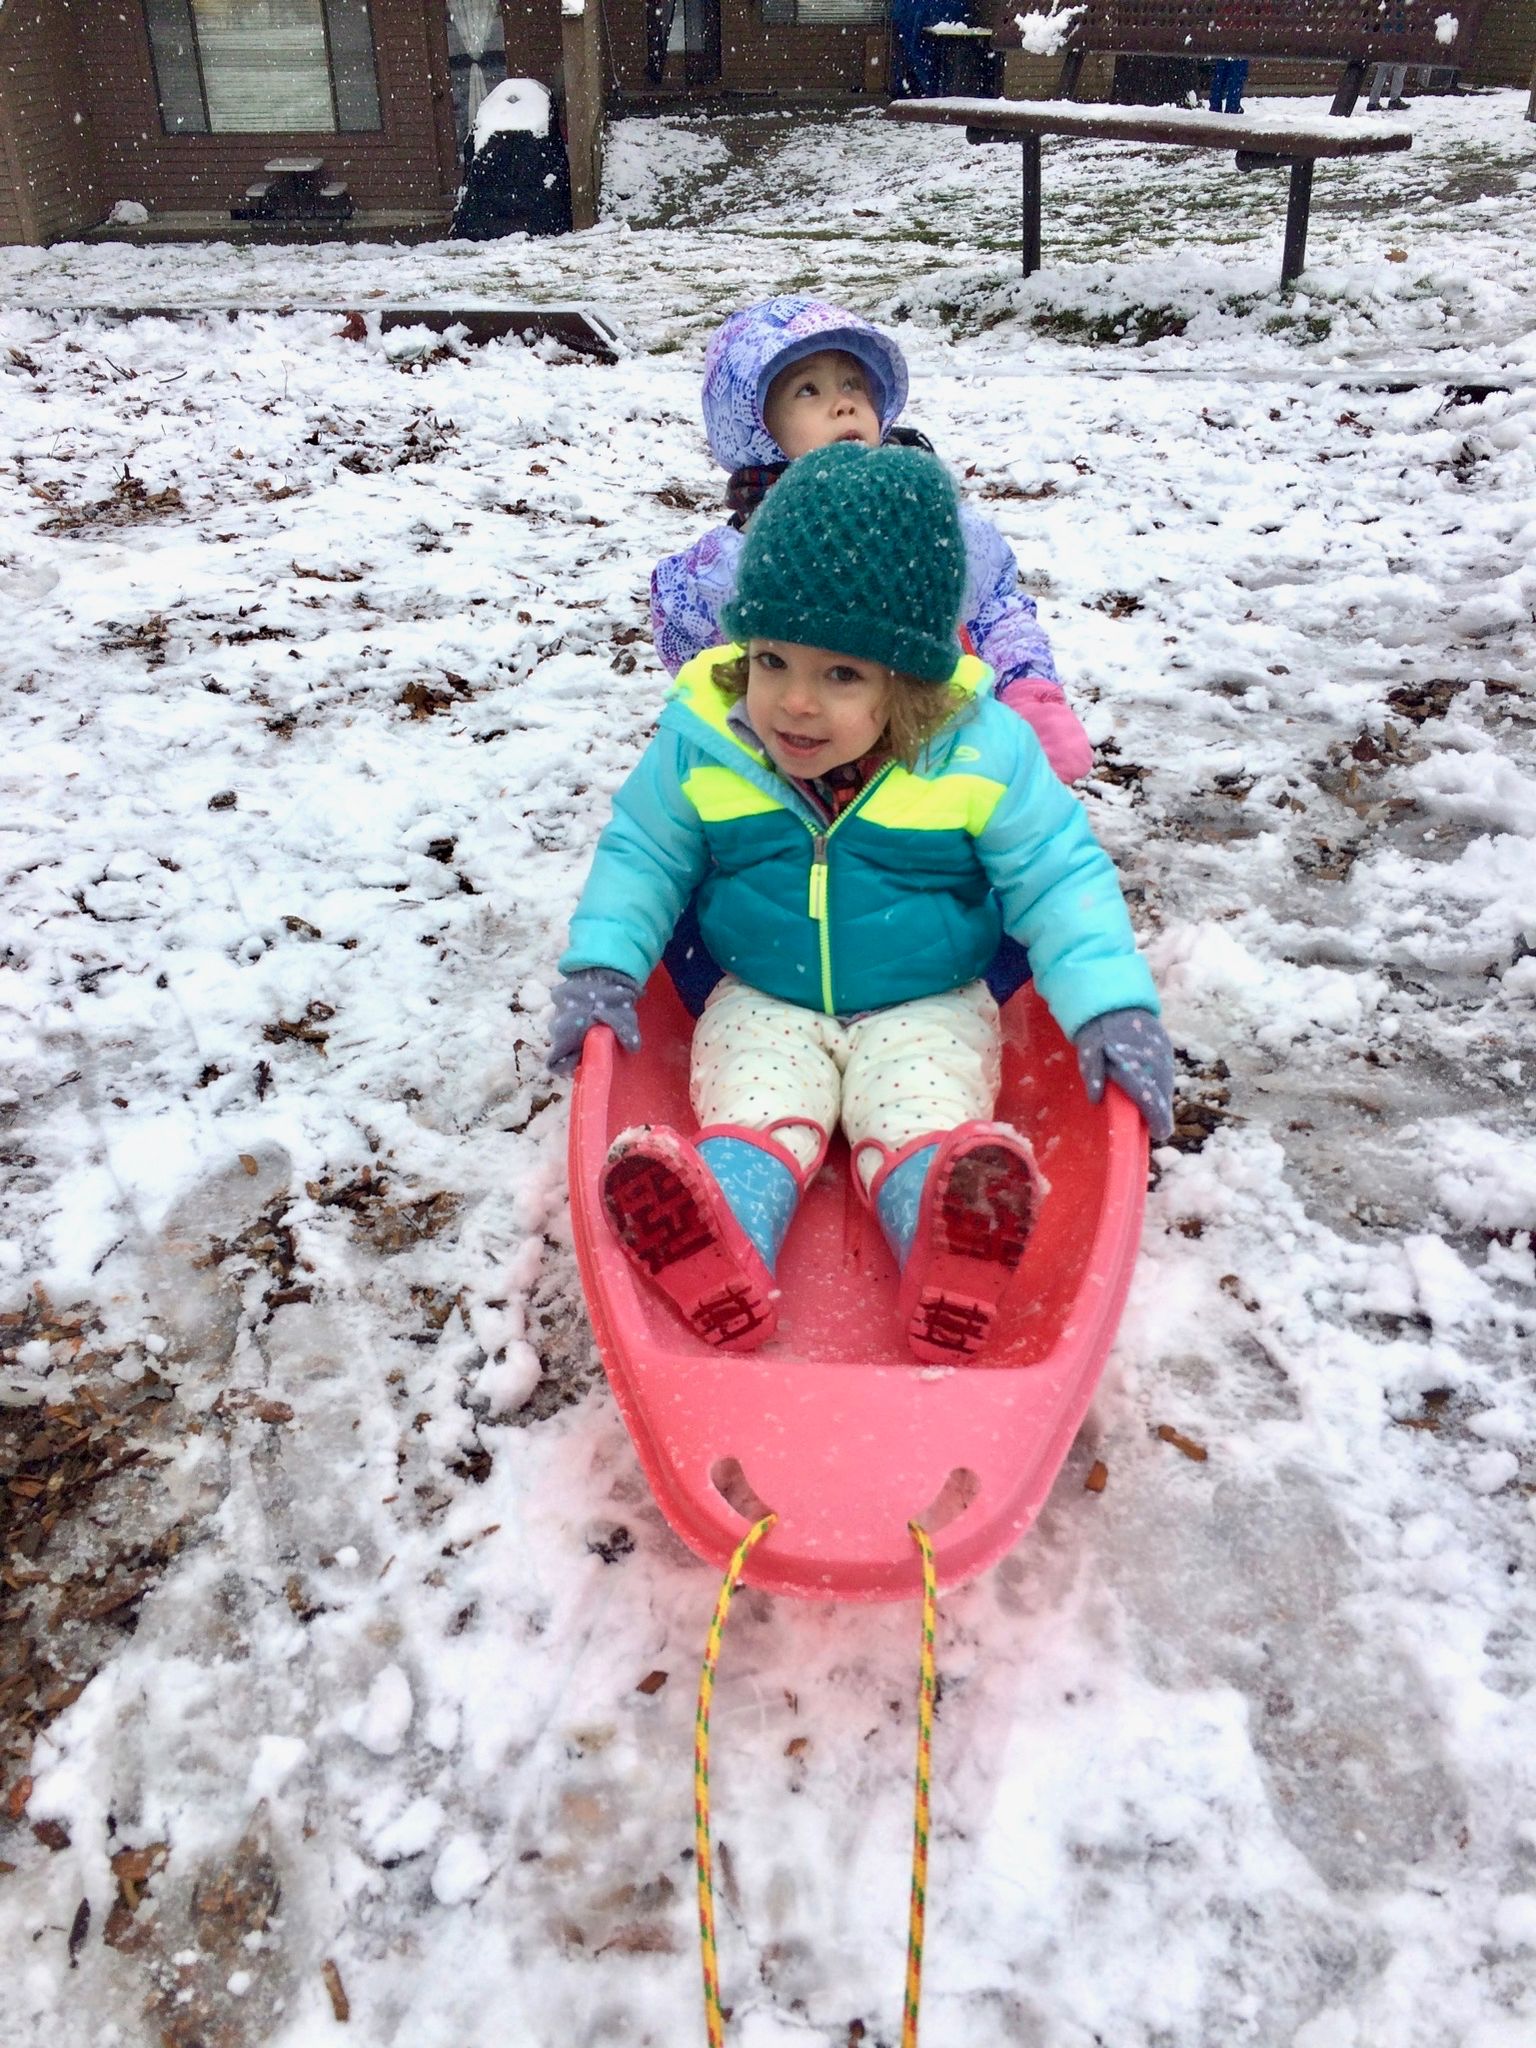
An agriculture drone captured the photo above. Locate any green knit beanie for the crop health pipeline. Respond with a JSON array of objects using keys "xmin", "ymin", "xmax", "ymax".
[{"xmin": 721, "ymin": 442, "xmax": 965, "ymax": 685}]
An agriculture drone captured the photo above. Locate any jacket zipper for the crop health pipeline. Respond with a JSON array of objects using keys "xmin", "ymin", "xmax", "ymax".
[{"xmin": 804, "ymin": 763, "xmax": 895, "ymax": 1014}]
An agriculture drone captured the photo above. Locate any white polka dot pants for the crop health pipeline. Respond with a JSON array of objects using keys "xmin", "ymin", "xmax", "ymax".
[{"xmin": 690, "ymin": 977, "xmax": 1002, "ymax": 1189}]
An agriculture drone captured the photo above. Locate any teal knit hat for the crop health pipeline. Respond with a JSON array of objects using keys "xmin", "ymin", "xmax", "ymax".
[{"xmin": 720, "ymin": 442, "xmax": 965, "ymax": 685}]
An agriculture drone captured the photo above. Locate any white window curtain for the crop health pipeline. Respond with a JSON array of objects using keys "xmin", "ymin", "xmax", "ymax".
[{"xmin": 448, "ymin": 0, "xmax": 504, "ymax": 127}]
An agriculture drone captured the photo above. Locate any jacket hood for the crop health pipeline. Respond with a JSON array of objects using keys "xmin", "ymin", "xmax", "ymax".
[{"xmin": 700, "ymin": 297, "xmax": 909, "ymax": 471}]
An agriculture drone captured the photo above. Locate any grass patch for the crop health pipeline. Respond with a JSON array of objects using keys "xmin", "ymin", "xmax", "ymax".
[
  {"xmin": 1028, "ymin": 302, "xmax": 1191, "ymax": 346},
  {"xmin": 1263, "ymin": 309, "xmax": 1334, "ymax": 342}
]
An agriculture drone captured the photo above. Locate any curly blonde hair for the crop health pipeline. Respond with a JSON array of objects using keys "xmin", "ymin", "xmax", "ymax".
[{"xmin": 710, "ymin": 649, "xmax": 969, "ymax": 772}]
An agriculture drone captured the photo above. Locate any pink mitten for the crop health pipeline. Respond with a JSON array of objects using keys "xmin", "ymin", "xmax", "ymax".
[{"xmin": 995, "ymin": 678, "xmax": 1093, "ymax": 783}]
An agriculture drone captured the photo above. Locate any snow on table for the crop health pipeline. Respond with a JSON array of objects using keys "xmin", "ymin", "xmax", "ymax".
[
  {"xmin": 0, "ymin": 92, "xmax": 1533, "ymax": 2048},
  {"xmin": 905, "ymin": 95, "xmax": 1416, "ymax": 148}
]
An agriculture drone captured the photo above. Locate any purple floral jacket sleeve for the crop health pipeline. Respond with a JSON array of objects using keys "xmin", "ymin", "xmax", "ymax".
[
  {"xmin": 959, "ymin": 508, "xmax": 1093, "ymax": 782},
  {"xmin": 651, "ymin": 525, "xmax": 745, "ymax": 676},
  {"xmin": 958, "ymin": 507, "xmax": 1057, "ymax": 686}
]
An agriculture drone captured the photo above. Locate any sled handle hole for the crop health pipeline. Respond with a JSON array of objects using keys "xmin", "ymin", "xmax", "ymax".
[
  {"xmin": 913, "ymin": 1466, "xmax": 981, "ymax": 1536},
  {"xmin": 710, "ymin": 1456, "xmax": 775, "ymax": 1526}
]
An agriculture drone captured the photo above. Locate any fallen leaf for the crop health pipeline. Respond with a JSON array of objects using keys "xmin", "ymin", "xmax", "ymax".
[
  {"xmin": 634, "ymin": 1670, "xmax": 667, "ymax": 1696},
  {"xmin": 1155, "ymin": 1424, "xmax": 1208, "ymax": 1463},
  {"xmin": 111, "ymin": 1841, "xmax": 169, "ymax": 1911},
  {"xmin": 1084, "ymin": 1460, "xmax": 1109, "ymax": 1493},
  {"xmin": 4, "ymin": 1776, "xmax": 32, "ymax": 1822},
  {"xmin": 33, "ymin": 1819, "xmax": 70, "ymax": 1851},
  {"xmin": 68, "ymin": 1897, "xmax": 91, "ymax": 1966},
  {"xmin": 598, "ymin": 1921, "xmax": 677, "ymax": 1955},
  {"xmin": 1385, "ymin": 247, "xmax": 1407, "ymax": 262},
  {"xmin": 322, "ymin": 1957, "xmax": 350, "ymax": 2022},
  {"xmin": 239, "ymin": 1154, "xmax": 259, "ymax": 1176}
]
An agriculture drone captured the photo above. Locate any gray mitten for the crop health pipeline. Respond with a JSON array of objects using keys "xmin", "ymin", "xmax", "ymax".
[
  {"xmin": 1074, "ymin": 1009, "xmax": 1175, "ymax": 1144},
  {"xmin": 547, "ymin": 968, "xmax": 641, "ymax": 1076}
]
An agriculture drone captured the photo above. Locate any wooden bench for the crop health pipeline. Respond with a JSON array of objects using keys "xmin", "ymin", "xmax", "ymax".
[
  {"xmin": 1030, "ymin": 0, "xmax": 1490, "ymax": 119},
  {"xmin": 884, "ymin": 97, "xmax": 1412, "ymax": 286}
]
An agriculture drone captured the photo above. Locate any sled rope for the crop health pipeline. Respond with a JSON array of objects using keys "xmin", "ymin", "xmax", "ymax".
[
  {"xmin": 695, "ymin": 1511, "xmax": 777, "ymax": 2048},
  {"xmin": 904, "ymin": 1518, "xmax": 938, "ymax": 2048},
  {"xmin": 693, "ymin": 1516, "xmax": 940, "ymax": 2048}
]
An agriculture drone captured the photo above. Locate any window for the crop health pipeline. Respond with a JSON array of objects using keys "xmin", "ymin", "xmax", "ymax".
[
  {"xmin": 761, "ymin": 0, "xmax": 887, "ymax": 23},
  {"xmin": 144, "ymin": 0, "xmax": 383, "ymax": 135},
  {"xmin": 446, "ymin": 0, "xmax": 508, "ymax": 142}
]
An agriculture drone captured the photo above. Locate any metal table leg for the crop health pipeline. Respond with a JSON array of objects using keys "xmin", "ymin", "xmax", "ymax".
[
  {"xmin": 1281, "ymin": 159, "xmax": 1313, "ymax": 285},
  {"xmin": 1021, "ymin": 134, "xmax": 1042, "ymax": 276},
  {"xmin": 1330, "ymin": 57, "xmax": 1367, "ymax": 116}
]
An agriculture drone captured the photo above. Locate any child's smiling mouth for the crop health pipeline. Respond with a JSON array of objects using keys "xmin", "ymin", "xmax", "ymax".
[{"xmin": 774, "ymin": 729, "xmax": 827, "ymax": 758}]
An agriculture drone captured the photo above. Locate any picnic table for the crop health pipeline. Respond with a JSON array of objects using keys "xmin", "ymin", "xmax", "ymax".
[
  {"xmin": 883, "ymin": 97, "xmax": 1412, "ymax": 286},
  {"xmin": 231, "ymin": 157, "xmax": 353, "ymax": 225}
]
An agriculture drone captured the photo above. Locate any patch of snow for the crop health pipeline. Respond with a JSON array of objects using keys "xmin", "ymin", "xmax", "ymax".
[
  {"xmin": 370, "ymin": 1796, "xmax": 446, "ymax": 1864},
  {"xmin": 341, "ymin": 1667, "xmax": 414, "ymax": 1757},
  {"xmin": 244, "ymin": 1735, "xmax": 308, "ymax": 1802},
  {"xmin": 1015, "ymin": 3, "xmax": 1083, "ymax": 56},
  {"xmin": 430, "ymin": 1834, "xmax": 491, "ymax": 1904},
  {"xmin": 1464, "ymin": 1449, "xmax": 1519, "ymax": 1496}
]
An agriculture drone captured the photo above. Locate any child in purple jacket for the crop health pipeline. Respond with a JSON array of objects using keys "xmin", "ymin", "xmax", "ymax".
[{"xmin": 652, "ymin": 295, "xmax": 1093, "ymax": 785}]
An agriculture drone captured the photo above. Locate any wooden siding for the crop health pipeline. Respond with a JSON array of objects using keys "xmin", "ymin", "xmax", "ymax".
[
  {"xmin": 0, "ymin": 0, "xmax": 103, "ymax": 245},
  {"xmin": 77, "ymin": 0, "xmax": 460, "ymax": 218},
  {"xmin": 604, "ymin": 0, "xmax": 885, "ymax": 97},
  {"xmin": 719, "ymin": 2, "xmax": 881, "ymax": 95},
  {"xmin": 501, "ymin": 0, "xmax": 564, "ymax": 92},
  {"xmin": 1465, "ymin": 0, "xmax": 1536, "ymax": 83}
]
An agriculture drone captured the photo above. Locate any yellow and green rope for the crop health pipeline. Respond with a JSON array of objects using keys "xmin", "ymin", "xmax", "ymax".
[
  {"xmin": 693, "ymin": 1514, "xmax": 940, "ymax": 2048},
  {"xmin": 695, "ymin": 1511, "xmax": 777, "ymax": 2048},
  {"xmin": 903, "ymin": 1518, "xmax": 938, "ymax": 2048}
]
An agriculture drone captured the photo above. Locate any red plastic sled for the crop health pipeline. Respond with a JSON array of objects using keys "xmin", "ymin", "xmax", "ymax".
[{"xmin": 568, "ymin": 977, "xmax": 1148, "ymax": 1602}]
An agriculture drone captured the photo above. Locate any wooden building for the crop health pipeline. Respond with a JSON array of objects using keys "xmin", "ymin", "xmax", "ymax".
[
  {"xmin": 1467, "ymin": 0, "xmax": 1536, "ymax": 84},
  {"xmin": 0, "ymin": 0, "xmax": 466, "ymax": 243},
  {"xmin": 1, "ymin": 0, "xmax": 1533, "ymax": 246}
]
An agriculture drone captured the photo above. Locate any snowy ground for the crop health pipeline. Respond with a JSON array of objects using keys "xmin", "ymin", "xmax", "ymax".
[{"xmin": 1, "ymin": 91, "xmax": 1534, "ymax": 2048}]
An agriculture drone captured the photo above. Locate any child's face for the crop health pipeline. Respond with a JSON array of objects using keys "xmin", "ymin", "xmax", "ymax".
[
  {"xmin": 745, "ymin": 640, "xmax": 891, "ymax": 779},
  {"xmin": 763, "ymin": 350, "xmax": 881, "ymax": 461}
]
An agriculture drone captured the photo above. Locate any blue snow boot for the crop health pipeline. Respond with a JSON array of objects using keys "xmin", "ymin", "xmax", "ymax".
[
  {"xmin": 602, "ymin": 1126, "xmax": 801, "ymax": 1353},
  {"xmin": 873, "ymin": 1142, "xmax": 940, "ymax": 1268},
  {"xmin": 695, "ymin": 1133, "xmax": 801, "ymax": 1271},
  {"xmin": 873, "ymin": 1126, "xmax": 1043, "ymax": 1365}
]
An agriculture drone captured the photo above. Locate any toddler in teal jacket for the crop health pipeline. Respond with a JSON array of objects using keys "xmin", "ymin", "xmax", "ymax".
[{"xmin": 552, "ymin": 444, "xmax": 1172, "ymax": 1364}]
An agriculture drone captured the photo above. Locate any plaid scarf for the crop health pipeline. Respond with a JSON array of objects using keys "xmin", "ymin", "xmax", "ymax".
[
  {"xmin": 724, "ymin": 426, "xmax": 937, "ymax": 529},
  {"xmin": 792, "ymin": 747, "xmax": 890, "ymax": 823},
  {"xmin": 725, "ymin": 461, "xmax": 787, "ymax": 528}
]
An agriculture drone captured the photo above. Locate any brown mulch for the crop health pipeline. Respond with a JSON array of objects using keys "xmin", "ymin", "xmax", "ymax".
[
  {"xmin": 0, "ymin": 1293, "xmax": 187, "ymax": 1791},
  {"xmin": 35, "ymin": 466, "xmax": 186, "ymax": 534}
]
